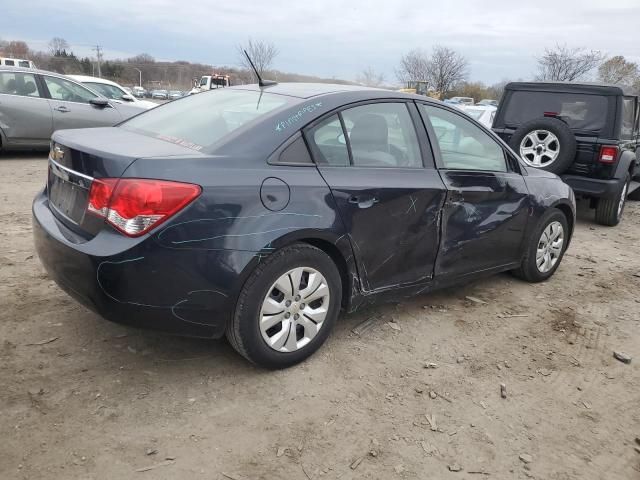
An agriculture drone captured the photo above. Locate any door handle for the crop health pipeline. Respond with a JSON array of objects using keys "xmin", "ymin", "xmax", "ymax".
[
  {"xmin": 54, "ymin": 106, "xmax": 70, "ymax": 113},
  {"xmin": 348, "ymin": 195, "xmax": 379, "ymax": 209}
]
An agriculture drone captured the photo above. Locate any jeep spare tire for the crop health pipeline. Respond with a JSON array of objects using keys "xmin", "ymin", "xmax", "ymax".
[{"xmin": 509, "ymin": 117, "xmax": 577, "ymax": 174}]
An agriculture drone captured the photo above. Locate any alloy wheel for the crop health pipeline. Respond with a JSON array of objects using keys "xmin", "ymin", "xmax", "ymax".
[
  {"xmin": 520, "ymin": 130, "xmax": 560, "ymax": 168},
  {"xmin": 259, "ymin": 267, "xmax": 331, "ymax": 352},
  {"xmin": 536, "ymin": 221, "xmax": 564, "ymax": 273}
]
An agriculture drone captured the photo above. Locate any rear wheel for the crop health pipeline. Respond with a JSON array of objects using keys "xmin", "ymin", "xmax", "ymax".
[
  {"xmin": 513, "ymin": 209, "xmax": 569, "ymax": 282},
  {"xmin": 227, "ymin": 243, "xmax": 342, "ymax": 369},
  {"xmin": 595, "ymin": 174, "xmax": 629, "ymax": 226}
]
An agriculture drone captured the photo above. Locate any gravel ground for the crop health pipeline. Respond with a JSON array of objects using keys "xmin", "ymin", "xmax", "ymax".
[{"xmin": 1, "ymin": 154, "xmax": 639, "ymax": 480}]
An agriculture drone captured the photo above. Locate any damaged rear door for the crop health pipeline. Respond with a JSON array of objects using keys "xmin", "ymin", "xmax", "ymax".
[
  {"xmin": 418, "ymin": 103, "xmax": 530, "ymax": 278},
  {"xmin": 304, "ymin": 101, "xmax": 447, "ymax": 292}
]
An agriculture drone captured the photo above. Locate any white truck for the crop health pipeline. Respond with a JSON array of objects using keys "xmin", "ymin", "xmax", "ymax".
[{"xmin": 189, "ymin": 74, "xmax": 231, "ymax": 94}]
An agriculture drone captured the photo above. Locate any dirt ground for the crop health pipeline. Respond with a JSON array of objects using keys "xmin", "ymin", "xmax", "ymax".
[{"xmin": 1, "ymin": 154, "xmax": 639, "ymax": 480}]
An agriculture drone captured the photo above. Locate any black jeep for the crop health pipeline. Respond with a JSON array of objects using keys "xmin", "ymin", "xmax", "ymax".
[{"xmin": 493, "ymin": 82, "xmax": 639, "ymax": 226}]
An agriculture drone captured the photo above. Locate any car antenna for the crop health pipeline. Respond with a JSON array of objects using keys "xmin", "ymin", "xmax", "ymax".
[{"xmin": 243, "ymin": 49, "xmax": 277, "ymax": 88}]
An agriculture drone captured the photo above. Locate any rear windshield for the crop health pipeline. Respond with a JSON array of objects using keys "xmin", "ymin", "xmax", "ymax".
[
  {"xmin": 121, "ymin": 89, "xmax": 292, "ymax": 152},
  {"xmin": 503, "ymin": 91, "xmax": 609, "ymax": 132}
]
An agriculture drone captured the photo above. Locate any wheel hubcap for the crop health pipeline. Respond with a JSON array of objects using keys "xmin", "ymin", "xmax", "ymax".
[
  {"xmin": 259, "ymin": 267, "xmax": 331, "ymax": 353},
  {"xmin": 520, "ymin": 130, "xmax": 560, "ymax": 168},
  {"xmin": 536, "ymin": 221, "xmax": 564, "ymax": 273}
]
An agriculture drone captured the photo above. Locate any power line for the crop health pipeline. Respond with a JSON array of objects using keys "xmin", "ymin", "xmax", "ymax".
[{"xmin": 92, "ymin": 44, "xmax": 103, "ymax": 77}]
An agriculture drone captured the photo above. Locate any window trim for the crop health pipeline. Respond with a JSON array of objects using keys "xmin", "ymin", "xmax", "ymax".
[
  {"xmin": 303, "ymin": 99, "xmax": 434, "ymax": 169},
  {"xmin": 417, "ymin": 102, "xmax": 522, "ymax": 175}
]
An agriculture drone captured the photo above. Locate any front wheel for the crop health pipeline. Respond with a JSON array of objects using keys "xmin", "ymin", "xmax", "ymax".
[
  {"xmin": 595, "ymin": 174, "xmax": 630, "ymax": 226},
  {"xmin": 513, "ymin": 209, "xmax": 569, "ymax": 282},
  {"xmin": 227, "ymin": 243, "xmax": 342, "ymax": 369}
]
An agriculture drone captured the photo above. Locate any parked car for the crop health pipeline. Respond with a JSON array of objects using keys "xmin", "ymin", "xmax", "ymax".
[
  {"xmin": 0, "ymin": 67, "xmax": 148, "ymax": 150},
  {"xmin": 132, "ymin": 86, "xmax": 147, "ymax": 98},
  {"xmin": 477, "ymin": 99, "xmax": 498, "ymax": 107},
  {"xmin": 168, "ymin": 90, "xmax": 184, "ymax": 100},
  {"xmin": 459, "ymin": 105, "xmax": 497, "ymax": 128},
  {"xmin": 151, "ymin": 89, "xmax": 169, "ymax": 100},
  {"xmin": 1, "ymin": 57, "xmax": 36, "ymax": 68},
  {"xmin": 33, "ymin": 84, "xmax": 575, "ymax": 368},
  {"xmin": 493, "ymin": 82, "xmax": 640, "ymax": 226},
  {"xmin": 68, "ymin": 75, "xmax": 157, "ymax": 109},
  {"xmin": 448, "ymin": 96, "xmax": 474, "ymax": 106}
]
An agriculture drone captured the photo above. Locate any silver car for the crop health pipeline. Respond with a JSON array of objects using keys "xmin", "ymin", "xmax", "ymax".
[{"xmin": 0, "ymin": 67, "xmax": 147, "ymax": 150}]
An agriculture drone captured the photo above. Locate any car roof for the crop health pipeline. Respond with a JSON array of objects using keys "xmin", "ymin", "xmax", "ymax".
[
  {"xmin": 67, "ymin": 75, "xmax": 122, "ymax": 87},
  {"xmin": 461, "ymin": 105, "xmax": 497, "ymax": 111},
  {"xmin": 229, "ymin": 82, "xmax": 418, "ymax": 100},
  {"xmin": 505, "ymin": 81, "xmax": 637, "ymax": 97}
]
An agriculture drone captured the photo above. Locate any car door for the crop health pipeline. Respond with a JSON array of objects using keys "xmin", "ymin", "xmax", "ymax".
[
  {"xmin": 418, "ymin": 103, "xmax": 530, "ymax": 278},
  {"xmin": 0, "ymin": 71, "xmax": 52, "ymax": 146},
  {"xmin": 305, "ymin": 101, "xmax": 447, "ymax": 292},
  {"xmin": 41, "ymin": 75, "xmax": 122, "ymax": 131}
]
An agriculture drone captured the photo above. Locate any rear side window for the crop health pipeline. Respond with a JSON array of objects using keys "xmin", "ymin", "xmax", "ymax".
[
  {"xmin": 121, "ymin": 89, "xmax": 292, "ymax": 152},
  {"xmin": 621, "ymin": 98, "xmax": 635, "ymax": 139},
  {"xmin": 0, "ymin": 72, "xmax": 40, "ymax": 97},
  {"xmin": 307, "ymin": 115, "xmax": 350, "ymax": 166},
  {"xmin": 4, "ymin": 60, "xmax": 15, "ymax": 66},
  {"xmin": 503, "ymin": 91, "xmax": 608, "ymax": 132}
]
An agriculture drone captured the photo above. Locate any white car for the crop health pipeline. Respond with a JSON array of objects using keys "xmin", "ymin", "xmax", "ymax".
[
  {"xmin": 68, "ymin": 75, "xmax": 157, "ymax": 109},
  {"xmin": 459, "ymin": 105, "xmax": 497, "ymax": 129}
]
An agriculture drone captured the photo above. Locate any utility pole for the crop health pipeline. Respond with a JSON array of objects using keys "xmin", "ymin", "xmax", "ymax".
[
  {"xmin": 92, "ymin": 45, "xmax": 103, "ymax": 77},
  {"xmin": 133, "ymin": 68, "xmax": 142, "ymax": 87}
]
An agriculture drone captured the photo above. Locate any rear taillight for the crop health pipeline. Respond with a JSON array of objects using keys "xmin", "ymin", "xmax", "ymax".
[
  {"xmin": 87, "ymin": 178, "xmax": 201, "ymax": 237},
  {"xmin": 598, "ymin": 145, "xmax": 619, "ymax": 164}
]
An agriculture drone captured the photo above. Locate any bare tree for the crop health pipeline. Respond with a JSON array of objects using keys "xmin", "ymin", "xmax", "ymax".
[
  {"xmin": 48, "ymin": 37, "xmax": 69, "ymax": 56},
  {"xmin": 357, "ymin": 66, "xmax": 385, "ymax": 87},
  {"xmin": 396, "ymin": 49, "xmax": 430, "ymax": 85},
  {"xmin": 536, "ymin": 44, "xmax": 604, "ymax": 82},
  {"xmin": 426, "ymin": 46, "xmax": 468, "ymax": 97},
  {"xmin": 237, "ymin": 39, "xmax": 278, "ymax": 80},
  {"xmin": 3, "ymin": 40, "xmax": 29, "ymax": 58},
  {"xmin": 598, "ymin": 56, "xmax": 639, "ymax": 85}
]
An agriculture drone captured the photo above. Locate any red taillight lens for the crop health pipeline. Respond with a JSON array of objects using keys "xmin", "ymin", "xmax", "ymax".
[
  {"xmin": 87, "ymin": 178, "xmax": 201, "ymax": 237},
  {"xmin": 599, "ymin": 145, "xmax": 619, "ymax": 164}
]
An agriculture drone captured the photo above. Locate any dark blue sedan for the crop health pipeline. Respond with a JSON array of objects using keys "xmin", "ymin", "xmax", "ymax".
[{"xmin": 33, "ymin": 83, "xmax": 575, "ymax": 368}]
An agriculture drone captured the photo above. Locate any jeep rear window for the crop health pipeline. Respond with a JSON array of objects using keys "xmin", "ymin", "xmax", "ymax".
[
  {"xmin": 120, "ymin": 89, "xmax": 292, "ymax": 152},
  {"xmin": 503, "ymin": 91, "xmax": 608, "ymax": 132}
]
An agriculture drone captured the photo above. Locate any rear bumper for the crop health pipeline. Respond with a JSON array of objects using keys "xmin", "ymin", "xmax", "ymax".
[
  {"xmin": 560, "ymin": 175, "xmax": 621, "ymax": 199},
  {"xmin": 32, "ymin": 190, "xmax": 243, "ymax": 338}
]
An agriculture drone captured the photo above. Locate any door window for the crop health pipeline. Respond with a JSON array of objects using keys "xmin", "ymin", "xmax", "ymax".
[
  {"xmin": 306, "ymin": 114, "xmax": 350, "ymax": 166},
  {"xmin": 0, "ymin": 72, "xmax": 40, "ymax": 97},
  {"xmin": 621, "ymin": 97, "xmax": 635, "ymax": 139},
  {"xmin": 421, "ymin": 104, "xmax": 507, "ymax": 172},
  {"xmin": 341, "ymin": 103, "xmax": 422, "ymax": 168},
  {"xmin": 44, "ymin": 76, "xmax": 98, "ymax": 104}
]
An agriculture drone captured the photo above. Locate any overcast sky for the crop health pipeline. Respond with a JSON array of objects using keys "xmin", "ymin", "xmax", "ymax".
[{"xmin": 4, "ymin": 0, "xmax": 640, "ymax": 84}]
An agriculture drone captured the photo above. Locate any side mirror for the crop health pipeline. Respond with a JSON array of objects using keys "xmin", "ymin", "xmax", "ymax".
[
  {"xmin": 121, "ymin": 94, "xmax": 135, "ymax": 102},
  {"xmin": 90, "ymin": 98, "xmax": 109, "ymax": 108}
]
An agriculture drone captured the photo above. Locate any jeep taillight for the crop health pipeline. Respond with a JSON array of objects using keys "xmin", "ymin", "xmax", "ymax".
[
  {"xmin": 598, "ymin": 146, "xmax": 619, "ymax": 164},
  {"xmin": 87, "ymin": 178, "xmax": 201, "ymax": 237}
]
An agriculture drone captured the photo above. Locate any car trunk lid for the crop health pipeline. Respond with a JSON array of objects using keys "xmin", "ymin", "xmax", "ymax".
[{"xmin": 47, "ymin": 127, "xmax": 203, "ymax": 238}]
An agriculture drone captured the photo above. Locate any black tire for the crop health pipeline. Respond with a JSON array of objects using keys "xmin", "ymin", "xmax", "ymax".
[
  {"xmin": 509, "ymin": 117, "xmax": 577, "ymax": 174},
  {"xmin": 595, "ymin": 174, "xmax": 630, "ymax": 226},
  {"xmin": 512, "ymin": 208, "xmax": 569, "ymax": 283},
  {"xmin": 226, "ymin": 243, "xmax": 342, "ymax": 369}
]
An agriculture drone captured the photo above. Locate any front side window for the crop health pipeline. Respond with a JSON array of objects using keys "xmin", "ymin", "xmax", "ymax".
[
  {"xmin": 0, "ymin": 72, "xmax": 40, "ymax": 97},
  {"xmin": 44, "ymin": 76, "xmax": 98, "ymax": 103},
  {"xmin": 340, "ymin": 102, "xmax": 423, "ymax": 168},
  {"xmin": 18, "ymin": 61, "xmax": 30, "ymax": 68},
  {"xmin": 421, "ymin": 104, "xmax": 507, "ymax": 172},
  {"xmin": 621, "ymin": 97, "xmax": 635, "ymax": 139},
  {"xmin": 121, "ymin": 89, "xmax": 292, "ymax": 152}
]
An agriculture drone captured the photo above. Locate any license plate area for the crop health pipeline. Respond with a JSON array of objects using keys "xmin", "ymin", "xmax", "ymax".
[{"xmin": 48, "ymin": 158, "xmax": 93, "ymax": 225}]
